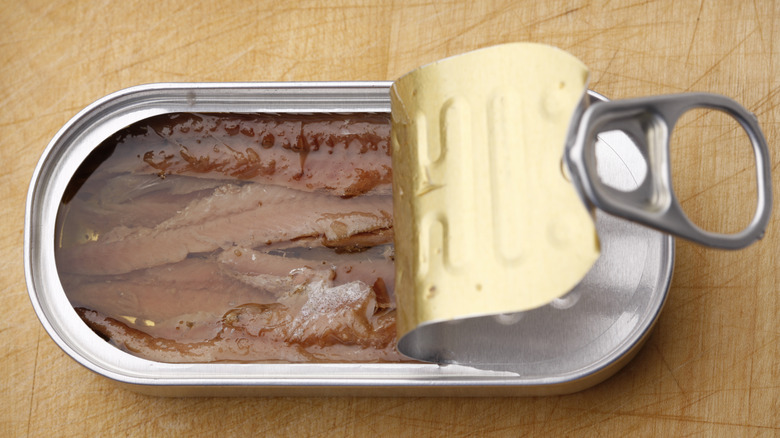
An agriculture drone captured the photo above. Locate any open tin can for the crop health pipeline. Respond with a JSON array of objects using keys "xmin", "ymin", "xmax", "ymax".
[{"xmin": 27, "ymin": 82, "xmax": 678, "ymax": 396}]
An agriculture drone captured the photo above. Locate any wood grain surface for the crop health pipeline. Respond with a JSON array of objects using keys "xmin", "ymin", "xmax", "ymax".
[{"xmin": 2, "ymin": 0, "xmax": 778, "ymax": 436}]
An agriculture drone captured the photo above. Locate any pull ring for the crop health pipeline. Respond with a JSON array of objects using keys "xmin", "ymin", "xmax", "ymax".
[{"xmin": 566, "ymin": 93, "xmax": 772, "ymax": 249}]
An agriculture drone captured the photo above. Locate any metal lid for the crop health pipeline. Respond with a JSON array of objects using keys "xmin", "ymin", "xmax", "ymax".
[{"xmin": 399, "ymin": 122, "xmax": 674, "ymax": 375}]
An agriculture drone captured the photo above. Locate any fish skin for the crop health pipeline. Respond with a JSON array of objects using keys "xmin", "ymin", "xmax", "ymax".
[{"xmin": 100, "ymin": 113, "xmax": 393, "ymax": 197}]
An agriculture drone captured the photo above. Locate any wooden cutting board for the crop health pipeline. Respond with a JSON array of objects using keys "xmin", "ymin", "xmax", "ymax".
[{"xmin": 1, "ymin": 1, "xmax": 778, "ymax": 435}]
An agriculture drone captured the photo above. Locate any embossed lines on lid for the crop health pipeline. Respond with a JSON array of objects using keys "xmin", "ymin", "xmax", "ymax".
[{"xmin": 415, "ymin": 90, "xmax": 529, "ymax": 279}]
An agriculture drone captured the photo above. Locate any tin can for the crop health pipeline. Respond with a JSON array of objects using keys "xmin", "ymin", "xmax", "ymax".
[{"xmin": 25, "ymin": 82, "xmax": 674, "ymax": 396}]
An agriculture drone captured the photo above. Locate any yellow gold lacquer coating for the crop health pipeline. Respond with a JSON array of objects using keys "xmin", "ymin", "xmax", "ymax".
[{"xmin": 391, "ymin": 43, "xmax": 601, "ymax": 337}]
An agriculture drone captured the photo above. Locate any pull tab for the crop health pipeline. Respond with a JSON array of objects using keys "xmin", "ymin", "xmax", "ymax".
[{"xmin": 566, "ymin": 93, "xmax": 772, "ymax": 249}]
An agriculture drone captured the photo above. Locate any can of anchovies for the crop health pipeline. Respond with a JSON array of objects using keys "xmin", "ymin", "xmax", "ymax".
[{"xmin": 25, "ymin": 82, "xmax": 673, "ymax": 396}]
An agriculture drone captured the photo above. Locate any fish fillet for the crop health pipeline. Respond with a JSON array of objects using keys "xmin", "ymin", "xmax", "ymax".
[
  {"xmin": 57, "ymin": 183, "xmax": 393, "ymax": 275},
  {"xmin": 100, "ymin": 113, "xmax": 393, "ymax": 197},
  {"xmin": 76, "ymin": 276, "xmax": 402, "ymax": 363}
]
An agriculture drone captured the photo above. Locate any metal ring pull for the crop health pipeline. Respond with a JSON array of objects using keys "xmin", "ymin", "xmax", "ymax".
[{"xmin": 566, "ymin": 93, "xmax": 772, "ymax": 249}]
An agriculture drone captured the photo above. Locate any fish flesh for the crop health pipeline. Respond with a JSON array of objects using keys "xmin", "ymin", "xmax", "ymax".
[
  {"xmin": 57, "ymin": 183, "xmax": 393, "ymax": 275},
  {"xmin": 62, "ymin": 257, "xmax": 271, "ymax": 342},
  {"xmin": 60, "ymin": 174, "xmax": 224, "ymax": 236},
  {"xmin": 217, "ymin": 246, "xmax": 395, "ymax": 305}
]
